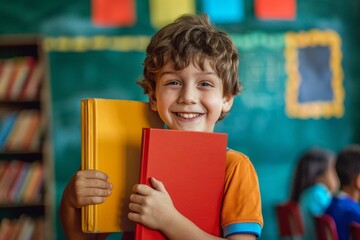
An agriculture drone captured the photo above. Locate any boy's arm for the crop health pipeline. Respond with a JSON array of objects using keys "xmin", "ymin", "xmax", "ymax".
[
  {"xmin": 59, "ymin": 169, "xmax": 112, "ymax": 240},
  {"xmin": 128, "ymin": 177, "xmax": 256, "ymax": 240}
]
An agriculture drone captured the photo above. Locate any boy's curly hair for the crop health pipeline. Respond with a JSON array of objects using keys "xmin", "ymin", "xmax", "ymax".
[{"xmin": 138, "ymin": 14, "xmax": 242, "ymax": 119}]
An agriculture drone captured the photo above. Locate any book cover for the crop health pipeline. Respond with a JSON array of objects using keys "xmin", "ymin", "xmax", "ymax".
[
  {"xmin": 135, "ymin": 128, "xmax": 227, "ymax": 240},
  {"xmin": 81, "ymin": 98, "xmax": 163, "ymax": 233}
]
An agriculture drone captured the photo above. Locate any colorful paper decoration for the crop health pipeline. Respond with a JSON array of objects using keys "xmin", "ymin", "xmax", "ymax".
[
  {"xmin": 254, "ymin": 0, "xmax": 296, "ymax": 20},
  {"xmin": 43, "ymin": 36, "xmax": 150, "ymax": 52},
  {"xmin": 285, "ymin": 30, "xmax": 344, "ymax": 119},
  {"xmin": 92, "ymin": 0, "xmax": 136, "ymax": 27},
  {"xmin": 149, "ymin": 0, "xmax": 196, "ymax": 29},
  {"xmin": 202, "ymin": 0, "xmax": 244, "ymax": 23}
]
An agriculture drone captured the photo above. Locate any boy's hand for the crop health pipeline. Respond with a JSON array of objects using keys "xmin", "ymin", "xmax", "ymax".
[
  {"xmin": 128, "ymin": 177, "xmax": 178, "ymax": 230},
  {"xmin": 63, "ymin": 169, "xmax": 113, "ymax": 208}
]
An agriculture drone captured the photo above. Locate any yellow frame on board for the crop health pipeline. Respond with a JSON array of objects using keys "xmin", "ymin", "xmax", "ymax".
[{"xmin": 284, "ymin": 29, "xmax": 344, "ymax": 119}]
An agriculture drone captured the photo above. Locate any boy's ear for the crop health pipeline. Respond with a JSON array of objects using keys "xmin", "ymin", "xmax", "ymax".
[
  {"xmin": 149, "ymin": 91, "xmax": 158, "ymax": 111},
  {"xmin": 222, "ymin": 94, "xmax": 234, "ymax": 113}
]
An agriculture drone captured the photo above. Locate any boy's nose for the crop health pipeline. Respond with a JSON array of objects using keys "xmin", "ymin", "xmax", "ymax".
[{"xmin": 178, "ymin": 86, "xmax": 197, "ymax": 104}]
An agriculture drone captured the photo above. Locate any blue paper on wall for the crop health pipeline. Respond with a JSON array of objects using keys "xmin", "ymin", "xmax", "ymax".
[{"xmin": 202, "ymin": 0, "xmax": 244, "ymax": 23}]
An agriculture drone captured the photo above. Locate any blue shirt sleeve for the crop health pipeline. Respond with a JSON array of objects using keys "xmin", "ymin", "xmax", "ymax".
[{"xmin": 223, "ymin": 222, "xmax": 262, "ymax": 238}]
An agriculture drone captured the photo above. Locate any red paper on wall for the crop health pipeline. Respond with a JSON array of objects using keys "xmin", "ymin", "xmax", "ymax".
[
  {"xmin": 255, "ymin": 0, "xmax": 296, "ymax": 20},
  {"xmin": 92, "ymin": 0, "xmax": 136, "ymax": 27}
]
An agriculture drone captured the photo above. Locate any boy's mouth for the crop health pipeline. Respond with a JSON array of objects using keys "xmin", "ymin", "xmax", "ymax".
[{"xmin": 175, "ymin": 112, "xmax": 203, "ymax": 119}]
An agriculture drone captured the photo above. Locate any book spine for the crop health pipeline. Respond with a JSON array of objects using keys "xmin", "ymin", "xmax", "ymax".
[
  {"xmin": 22, "ymin": 161, "xmax": 43, "ymax": 203},
  {"xmin": 4, "ymin": 58, "xmax": 22, "ymax": 100},
  {"xmin": 9, "ymin": 162, "xmax": 30, "ymax": 202},
  {"xmin": 81, "ymin": 99, "xmax": 96, "ymax": 232},
  {"xmin": 0, "ymin": 160, "xmax": 21, "ymax": 202},
  {"xmin": 9, "ymin": 57, "xmax": 35, "ymax": 100},
  {"xmin": 139, "ymin": 128, "xmax": 150, "ymax": 185},
  {"xmin": 20, "ymin": 61, "xmax": 44, "ymax": 100},
  {"xmin": 0, "ymin": 59, "xmax": 13, "ymax": 99},
  {"xmin": 89, "ymin": 99, "xmax": 96, "ymax": 232},
  {"xmin": 81, "ymin": 99, "xmax": 88, "ymax": 232},
  {"xmin": 0, "ymin": 112, "xmax": 18, "ymax": 150},
  {"xmin": 135, "ymin": 128, "xmax": 151, "ymax": 240},
  {"xmin": 5, "ymin": 161, "xmax": 25, "ymax": 202}
]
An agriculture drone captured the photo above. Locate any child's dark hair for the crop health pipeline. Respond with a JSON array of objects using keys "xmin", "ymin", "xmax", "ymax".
[
  {"xmin": 138, "ymin": 14, "xmax": 242, "ymax": 120},
  {"xmin": 290, "ymin": 147, "xmax": 335, "ymax": 202},
  {"xmin": 335, "ymin": 144, "xmax": 360, "ymax": 188}
]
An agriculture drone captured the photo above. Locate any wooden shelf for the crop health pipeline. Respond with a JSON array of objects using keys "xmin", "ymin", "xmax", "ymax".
[
  {"xmin": 0, "ymin": 152, "xmax": 42, "ymax": 161},
  {"xmin": 0, "ymin": 100, "xmax": 41, "ymax": 109},
  {"xmin": 0, "ymin": 34, "xmax": 52, "ymax": 239}
]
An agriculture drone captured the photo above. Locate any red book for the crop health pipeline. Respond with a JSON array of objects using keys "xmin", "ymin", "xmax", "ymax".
[{"xmin": 135, "ymin": 128, "xmax": 227, "ymax": 240}]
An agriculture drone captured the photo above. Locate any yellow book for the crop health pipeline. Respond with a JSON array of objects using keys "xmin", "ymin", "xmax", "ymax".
[{"xmin": 81, "ymin": 98, "xmax": 163, "ymax": 233}]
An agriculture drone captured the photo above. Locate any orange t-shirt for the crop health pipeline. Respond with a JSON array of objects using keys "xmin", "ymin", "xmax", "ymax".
[{"xmin": 221, "ymin": 149, "xmax": 264, "ymax": 237}]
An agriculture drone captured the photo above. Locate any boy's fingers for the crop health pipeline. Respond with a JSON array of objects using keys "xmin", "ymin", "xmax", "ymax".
[
  {"xmin": 150, "ymin": 177, "xmax": 166, "ymax": 192},
  {"xmin": 128, "ymin": 202, "xmax": 142, "ymax": 213},
  {"xmin": 128, "ymin": 212, "xmax": 141, "ymax": 223},
  {"xmin": 76, "ymin": 178, "xmax": 113, "ymax": 190},
  {"xmin": 77, "ymin": 169, "xmax": 109, "ymax": 180},
  {"xmin": 81, "ymin": 196, "xmax": 107, "ymax": 205},
  {"xmin": 81, "ymin": 187, "xmax": 111, "ymax": 197},
  {"xmin": 132, "ymin": 184, "xmax": 153, "ymax": 195},
  {"xmin": 129, "ymin": 193, "xmax": 145, "ymax": 204}
]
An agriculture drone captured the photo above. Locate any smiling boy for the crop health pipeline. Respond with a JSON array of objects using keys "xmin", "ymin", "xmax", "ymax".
[
  {"xmin": 146, "ymin": 60, "xmax": 232, "ymax": 132},
  {"xmin": 60, "ymin": 14, "xmax": 263, "ymax": 240}
]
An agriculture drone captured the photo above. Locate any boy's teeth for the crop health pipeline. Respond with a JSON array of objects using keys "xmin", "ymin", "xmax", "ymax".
[{"xmin": 177, "ymin": 113, "xmax": 200, "ymax": 119}]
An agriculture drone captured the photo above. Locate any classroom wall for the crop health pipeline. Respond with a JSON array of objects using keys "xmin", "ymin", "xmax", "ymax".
[{"xmin": 1, "ymin": 1, "xmax": 360, "ymax": 239}]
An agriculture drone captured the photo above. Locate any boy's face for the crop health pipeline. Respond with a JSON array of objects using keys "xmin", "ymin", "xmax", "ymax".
[{"xmin": 149, "ymin": 60, "xmax": 233, "ymax": 132}]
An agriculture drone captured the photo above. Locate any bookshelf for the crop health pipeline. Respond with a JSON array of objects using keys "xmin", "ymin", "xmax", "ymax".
[{"xmin": 0, "ymin": 35, "xmax": 53, "ymax": 239}]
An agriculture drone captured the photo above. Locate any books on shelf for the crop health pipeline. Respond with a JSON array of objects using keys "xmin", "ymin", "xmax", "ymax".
[
  {"xmin": 0, "ymin": 160, "xmax": 22, "ymax": 201},
  {"xmin": 0, "ymin": 160, "xmax": 43, "ymax": 203},
  {"xmin": 0, "ymin": 112, "xmax": 18, "ymax": 149},
  {"xmin": 81, "ymin": 98, "xmax": 163, "ymax": 233},
  {"xmin": 0, "ymin": 57, "xmax": 43, "ymax": 101},
  {"xmin": 21, "ymin": 161, "xmax": 43, "ymax": 203},
  {"xmin": 0, "ymin": 110, "xmax": 42, "ymax": 151},
  {"xmin": 0, "ymin": 215, "xmax": 44, "ymax": 240},
  {"xmin": 0, "ymin": 59, "xmax": 15, "ymax": 99},
  {"xmin": 8, "ymin": 57, "xmax": 36, "ymax": 100},
  {"xmin": 0, "ymin": 35, "xmax": 49, "ymax": 239},
  {"xmin": 21, "ymin": 61, "xmax": 44, "ymax": 100},
  {"xmin": 135, "ymin": 128, "xmax": 227, "ymax": 240}
]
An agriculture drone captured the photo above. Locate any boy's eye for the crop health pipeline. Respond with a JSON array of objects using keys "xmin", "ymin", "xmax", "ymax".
[
  {"xmin": 165, "ymin": 80, "xmax": 181, "ymax": 86},
  {"xmin": 199, "ymin": 81, "xmax": 214, "ymax": 87}
]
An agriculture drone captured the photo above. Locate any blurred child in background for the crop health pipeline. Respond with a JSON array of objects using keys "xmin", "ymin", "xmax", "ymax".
[
  {"xmin": 325, "ymin": 144, "xmax": 360, "ymax": 240},
  {"xmin": 290, "ymin": 147, "xmax": 339, "ymax": 240}
]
